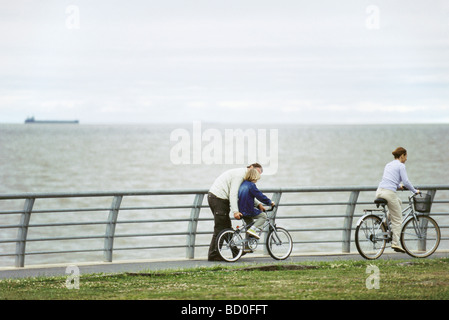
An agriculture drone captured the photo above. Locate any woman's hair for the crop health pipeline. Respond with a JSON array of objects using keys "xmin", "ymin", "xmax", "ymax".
[
  {"xmin": 392, "ymin": 147, "xmax": 407, "ymax": 159},
  {"xmin": 244, "ymin": 168, "xmax": 261, "ymax": 182}
]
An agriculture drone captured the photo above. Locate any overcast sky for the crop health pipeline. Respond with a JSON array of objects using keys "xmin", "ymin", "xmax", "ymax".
[{"xmin": 1, "ymin": 0, "xmax": 449, "ymax": 124}]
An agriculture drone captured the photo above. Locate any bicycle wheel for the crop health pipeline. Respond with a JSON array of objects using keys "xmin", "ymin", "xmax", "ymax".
[
  {"xmin": 266, "ymin": 227, "xmax": 293, "ymax": 260},
  {"xmin": 401, "ymin": 215, "xmax": 440, "ymax": 258},
  {"xmin": 216, "ymin": 228, "xmax": 244, "ymax": 262},
  {"xmin": 355, "ymin": 215, "xmax": 386, "ymax": 260}
]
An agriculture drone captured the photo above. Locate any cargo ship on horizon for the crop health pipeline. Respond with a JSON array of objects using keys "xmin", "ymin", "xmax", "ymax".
[{"xmin": 24, "ymin": 117, "xmax": 79, "ymax": 124}]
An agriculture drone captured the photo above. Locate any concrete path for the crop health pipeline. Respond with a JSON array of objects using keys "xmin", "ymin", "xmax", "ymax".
[{"xmin": 1, "ymin": 251, "xmax": 448, "ymax": 279}]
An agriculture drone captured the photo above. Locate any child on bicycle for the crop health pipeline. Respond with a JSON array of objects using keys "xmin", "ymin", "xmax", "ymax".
[{"xmin": 234, "ymin": 168, "xmax": 275, "ymax": 239}]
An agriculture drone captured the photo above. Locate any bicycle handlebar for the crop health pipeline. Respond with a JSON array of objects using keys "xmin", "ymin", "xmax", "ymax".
[
  {"xmin": 399, "ymin": 187, "xmax": 426, "ymax": 203},
  {"xmin": 262, "ymin": 205, "xmax": 275, "ymax": 212},
  {"xmin": 398, "ymin": 186, "xmax": 421, "ymax": 194}
]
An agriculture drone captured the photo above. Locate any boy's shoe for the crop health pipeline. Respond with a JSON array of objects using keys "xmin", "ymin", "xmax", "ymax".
[
  {"xmin": 247, "ymin": 228, "xmax": 260, "ymax": 239},
  {"xmin": 243, "ymin": 245, "xmax": 253, "ymax": 253}
]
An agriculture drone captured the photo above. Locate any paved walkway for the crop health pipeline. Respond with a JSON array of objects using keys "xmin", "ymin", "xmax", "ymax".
[{"xmin": 1, "ymin": 251, "xmax": 448, "ymax": 279}]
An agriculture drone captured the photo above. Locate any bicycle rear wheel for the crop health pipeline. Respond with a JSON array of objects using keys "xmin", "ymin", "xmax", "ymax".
[
  {"xmin": 355, "ymin": 215, "xmax": 386, "ymax": 260},
  {"xmin": 266, "ymin": 227, "xmax": 293, "ymax": 260},
  {"xmin": 216, "ymin": 228, "xmax": 244, "ymax": 262},
  {"xmin": 401, "ymin": 215, "xmax": 440, "ymax": 258}
]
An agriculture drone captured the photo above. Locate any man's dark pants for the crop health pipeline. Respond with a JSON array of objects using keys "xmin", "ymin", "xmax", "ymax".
[{"xmin": 207, "ymin": 192, "xmax": 231, "ymax": 261}]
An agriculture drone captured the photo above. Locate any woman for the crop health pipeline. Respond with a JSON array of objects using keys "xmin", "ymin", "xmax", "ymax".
[{"xmin": 376, "ymin": 147, "xmax": 420, "ymax": 253}]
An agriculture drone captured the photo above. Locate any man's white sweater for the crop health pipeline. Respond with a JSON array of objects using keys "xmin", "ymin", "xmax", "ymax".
[{"xmin": 209, "ymin": 168, "xmax": 246, "ymax": 214}]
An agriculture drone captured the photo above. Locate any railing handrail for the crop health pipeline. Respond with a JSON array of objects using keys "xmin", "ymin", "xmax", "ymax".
[
  {"xmin": 2, "ymin": 184, "xmax": 449, "ymax": 199},
  {"xmin": 1, "ymin": 184, "xmax": 448, "ymax": 268}
]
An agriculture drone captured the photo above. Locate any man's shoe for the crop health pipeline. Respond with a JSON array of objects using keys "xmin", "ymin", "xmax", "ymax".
[
  {"xmin": 246, "ymin": 228, "xmax": 260, "ymax": 239},
  {"xmin": 391, "ymin": 245, "xmax": 406, "ymax": 253},
  {"xmin": 208, "ymin": 256, "xmax": 224, "ymax": 261}
]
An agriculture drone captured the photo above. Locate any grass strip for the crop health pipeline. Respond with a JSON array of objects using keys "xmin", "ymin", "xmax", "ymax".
[{"xmin": 1, "ymin": 258, "xmax": 449, "ymax": 300}]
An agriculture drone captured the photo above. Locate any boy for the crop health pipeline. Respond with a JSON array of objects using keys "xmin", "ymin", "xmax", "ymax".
[{"xmin": 235, "ymin": 168, "xmax": 274, "ymax": 239}]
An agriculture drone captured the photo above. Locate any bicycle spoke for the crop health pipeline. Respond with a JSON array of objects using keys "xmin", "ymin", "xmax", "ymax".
[
  {"xmin": 266, "ymin": 227, "xmax": 292, "ymax": 260},
  {"xmin": 355, "ymin": 215, "xmax": 386, "ymax": 260},
  {"xmin": 216, "ymin": 229, "xmax": 243, "ymax": 262},
  {"xmin": 401, "ymin": 216, "xmax": 440, "ymax": 258}
]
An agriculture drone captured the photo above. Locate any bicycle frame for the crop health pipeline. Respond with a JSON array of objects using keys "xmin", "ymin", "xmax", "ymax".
[
  {"xmin": 235, "ymin": 211, "xmax": 277, "ymax": 245},
  {"xmin": 401, "ymin": 195, "xmax": 416, "ymax": 223},
  {"xmin": 217, "ymin": 206, "xmax": 293, "ymax": 261},
  {"xmin": 359, "ymin": 193, "xmax": 416, "ymax": 224}
]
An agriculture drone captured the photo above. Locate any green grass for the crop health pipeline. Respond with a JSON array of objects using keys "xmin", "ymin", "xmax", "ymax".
[{"xmin": 1, "ymin": 258, "xmax": 449, "ymax": 300}]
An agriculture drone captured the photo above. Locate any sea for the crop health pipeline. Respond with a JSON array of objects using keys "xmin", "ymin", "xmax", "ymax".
[{"xmin": 1, "ymin": 123, "xmax": 448, "ymax": 266}]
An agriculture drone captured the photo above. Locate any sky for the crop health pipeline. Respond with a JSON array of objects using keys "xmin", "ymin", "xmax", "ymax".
[{"xmin": 1, "ymin": 0, "xmax": 449, "ymax": 124}]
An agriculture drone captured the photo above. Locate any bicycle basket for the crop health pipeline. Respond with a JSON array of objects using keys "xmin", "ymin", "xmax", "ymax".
[{"xmin": 413, "ymin": 193, "xmax": 432, "ymax": 213}]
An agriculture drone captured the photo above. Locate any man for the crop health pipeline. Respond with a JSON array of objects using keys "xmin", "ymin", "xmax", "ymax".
[{"xmin": 207, "ymin": 163, "xmax": 264, "ymax": 261}]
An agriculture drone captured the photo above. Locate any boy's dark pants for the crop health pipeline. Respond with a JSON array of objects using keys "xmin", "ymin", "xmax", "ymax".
[{"xmin": 207, "ymin": 192, "xmax": 231, "ymax": 261}]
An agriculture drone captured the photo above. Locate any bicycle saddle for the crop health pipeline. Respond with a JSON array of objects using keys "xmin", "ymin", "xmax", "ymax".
[{"xmin": 374, "ymin": 198, "xmax": 388, "ymax": 208}]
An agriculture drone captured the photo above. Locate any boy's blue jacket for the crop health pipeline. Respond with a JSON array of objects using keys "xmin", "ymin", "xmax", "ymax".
[{"xmin": 238, "ymin": 180, "xmax": 272, "ymax": 217}]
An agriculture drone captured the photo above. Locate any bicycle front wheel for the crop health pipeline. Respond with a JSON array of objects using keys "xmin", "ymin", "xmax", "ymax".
[
  {"xmin": 216, "ymin": 228, "xmax": 244, "ymax": 262},
  {"xmin": 355, "ymin": 215, "xmax": 386, "ymax": 260},
  {"xmin": 401, "ymin": 215, "xmax": 440, "ymax": 258},
  {"xmin": 266, "ymin": 227, "xmax": 293, "ymax": 260}
]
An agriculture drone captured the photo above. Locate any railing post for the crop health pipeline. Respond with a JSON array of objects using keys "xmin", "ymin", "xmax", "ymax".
[
  {"xmin": 418, "ymin": 189, "xmax": 437, "ymax": 252},
  {"xmin": 15, "ymin": 198, "xmax": 35, "ymax": 267},
  {"xmin": 342, "ymin": 191, "xmax": 359, "ymax": 253},
  {"xmin": 427, "ymin": 189, "xmax": 437, "ymax": 209},
  {"xmin": 270, "ymin": 191, "xmax": 282, "ymax": 219},
  {"xmin": 186, "ymin": 193, "xmax": 204, "ymax": 259},
  {"xmin": 104, "ymin": 195, "xmax": 122, "ymax": 262}
]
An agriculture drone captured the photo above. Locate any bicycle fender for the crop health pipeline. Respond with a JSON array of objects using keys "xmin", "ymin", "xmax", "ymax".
[{"xmin": 356, "ymin": 215, "xmax": 369, "ymax": 227}]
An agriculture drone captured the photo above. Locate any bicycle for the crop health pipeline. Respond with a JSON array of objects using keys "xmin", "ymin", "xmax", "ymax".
[
  {"xmin": 355, "ymin": 191, "xmax": 441, "ymax": 260},
  {"xmin": 216, "ymin": 206, "xmax": 293, "ymax": 262}
]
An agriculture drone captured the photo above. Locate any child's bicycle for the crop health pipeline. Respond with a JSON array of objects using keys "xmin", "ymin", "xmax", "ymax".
[
  {"xmin": 355, "ymin": 190, "xmax": 441, "ymax": 260},
  {"xmin": 216, "ymin": 206, "xmax": 293, "ymax": 262}
]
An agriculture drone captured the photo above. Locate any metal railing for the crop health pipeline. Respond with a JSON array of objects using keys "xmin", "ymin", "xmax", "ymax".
[{"xmin": 1, "ymin": 185, "xmax": 448, "ymax": 268}]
